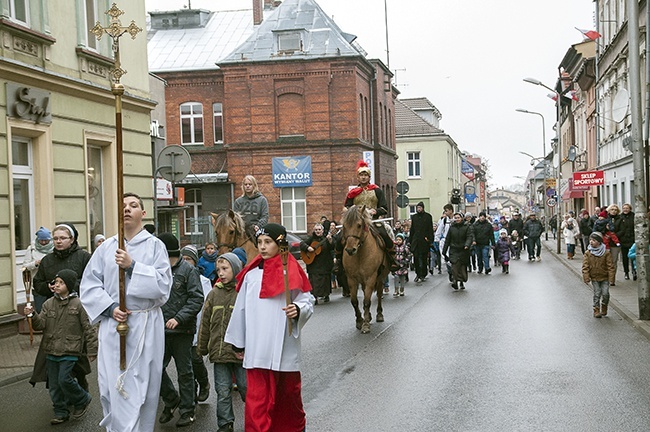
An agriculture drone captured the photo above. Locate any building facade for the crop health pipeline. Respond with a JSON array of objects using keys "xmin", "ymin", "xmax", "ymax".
[{"xmin": 0, "ymin": 0, "xmax": 154, "ymax": 335}]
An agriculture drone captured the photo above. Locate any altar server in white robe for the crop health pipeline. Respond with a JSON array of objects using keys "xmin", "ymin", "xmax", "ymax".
[{"xmin": 81, "ymin": 193, "xmax": 172, "ymax": 432}]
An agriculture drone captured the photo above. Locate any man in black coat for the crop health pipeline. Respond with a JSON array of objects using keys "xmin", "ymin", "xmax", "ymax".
[
  {"xmin": 472, "ymin": 211, "xmax": 495, "ymax": 274},
  {"xmin": 409, "ymin": 202, "xmax": 434, "ymax": 282}
]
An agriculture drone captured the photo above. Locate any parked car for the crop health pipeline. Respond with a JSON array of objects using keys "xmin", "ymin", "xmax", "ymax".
[{"xmin": 286, "ymin": 232, "xmax": 304, "ymax": 260}]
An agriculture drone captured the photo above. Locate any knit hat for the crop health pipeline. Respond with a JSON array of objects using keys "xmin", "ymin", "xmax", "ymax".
[
  {"xmin": 232, "ymin": 247, "xmax": 248, "ymax": 266},
  {"xmin": 396, "ymin": 232, "xmax": 406, "ymax": 240},
  {"xmin": 55, "ymin": 269, "xmax": 79, "ymax": 293},
  {"xmin": 598, "ymin": 210, "xmax": 608, "ymax": 218},
  {"xmin": 219, "ymin": 252, "xmax": 244, "ymax": 277},
  {"xmin": 144, "ymin": 224, "xmax": 156, "ymax": 234},
  {"xmin": 54, "ymin": 222, "xmax": 78, "ymax": 241},
  {"xmin": 356, "ymin": 160, "xmax": 371, "ymax": 175},
  {"xmin": 158, "ymin": 232, "xmax": 180, "ymax": 257},
  {"xmin": 590, "ymin": 231, "xmax": 604, "ymax": 244},
  {"xmin": 36, "ymin": 227, "xmax": 51, "ymax": 241},
  {"xmin": 464, "ymin": 212, "xmax": 473, "ymax": 218},
  {"xmin": 94, "ymin": 234, "xmax": 105, "ymax": 246},
  {"xmin": 255, "ymin": 223, "xmax": 286, "ymax": 245},
  {"xmin": 180, "ymin": 245, "xmax": 199, "ymax": 265},
  {"xmin": 499, "ymin": 229, "xmax": 508, "ymax": 236}
]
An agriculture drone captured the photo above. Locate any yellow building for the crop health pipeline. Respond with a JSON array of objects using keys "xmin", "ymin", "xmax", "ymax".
[
  {"xmin": 0, "ymin": 1, "xmax": 154, "ymax": 334},
  {"xmin": 395, "ymin": 98, "xmax": 462, "ymax": 221}
]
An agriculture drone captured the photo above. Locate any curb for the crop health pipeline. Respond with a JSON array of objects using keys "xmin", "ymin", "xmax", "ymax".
[
  {"xmin": 0, "ymin": 371, "xmax": 32, "ymax": 388},
  {"xmin": 541, "ymin": 242, "xmax": 650, "ymax": 341}
]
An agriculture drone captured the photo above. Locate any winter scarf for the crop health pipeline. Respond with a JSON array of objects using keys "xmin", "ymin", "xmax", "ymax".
[
  {"xmin": 35, "ymin": 240, "xmax": 54, "ymax": 254},
  {"xmin": 236, "ymin": 253, "xmax": 311, "ymax": 298},
  {"xmin": 202, "ymin": 249, "xmax": 217, "ymax": 262},
  {"xmin": 588, "ymin": 243, "xmax": 606, "ymax": 257}
]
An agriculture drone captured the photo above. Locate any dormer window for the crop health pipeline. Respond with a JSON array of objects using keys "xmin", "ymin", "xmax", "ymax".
[{"xmin": 277, "ymin": 31, "xmax": 302, "ymax": 52}]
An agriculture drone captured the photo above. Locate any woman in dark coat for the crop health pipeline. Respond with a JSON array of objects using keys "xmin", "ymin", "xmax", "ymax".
[
  {"xmin": 300, "ymin": 223, "xmax": 334, "ymax": 303},
  {"xmin": 615, "ymin": 203, "xmax": 636, "ymax": 280},
  {"xmin": 442, "ymin": 213, "xmax": 474, "ymax": 290},
  {"xmin": 30, "ymin": 222, "xmax": 92, "ymax": 388}
]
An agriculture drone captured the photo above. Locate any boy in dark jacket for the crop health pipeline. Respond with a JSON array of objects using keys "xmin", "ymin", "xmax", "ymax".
[
  {"xmin": 582, "ymin": 232, "xmax": 615, "ymax": 318},
  {"xmin": 24, "ymin": 269, "xmax": 97, "ymax": 425},
  {"xmin": 158, "ymin": 233, "xmax": 205, "ymax": 427},
  {"xmin": 198, "ymin": 252, "xmax": 248, "ymax": 432}
]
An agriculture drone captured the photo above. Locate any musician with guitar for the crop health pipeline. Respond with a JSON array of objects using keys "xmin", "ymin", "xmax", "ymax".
[{"xmin": 300, "ymin": 223, "xmax": 334, "ymax": 304}]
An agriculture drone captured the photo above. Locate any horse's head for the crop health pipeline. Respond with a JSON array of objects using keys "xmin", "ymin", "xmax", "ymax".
[
  {"xmin": 212, "ymin": 210, "xmax": 245, "ymax": 255},
  {"xmin": 342, "ymin": 205, "xmax": 370, "ymax": 256}
]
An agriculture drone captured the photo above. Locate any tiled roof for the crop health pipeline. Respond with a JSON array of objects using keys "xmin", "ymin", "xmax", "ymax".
[
  {"xmin": 395, "ymin": 99, "xmax": 443, "ymax": 137},
  {"xmin": 400, "ymin": 97, "xmax": 442, "ymax": 119},
  {"xmin": 219, "ymin": 0, "xmax": 363, "ymax": 64},
  {"xmin": 147, "ymin": 9, "xmax": 255, "ymax": 72}
]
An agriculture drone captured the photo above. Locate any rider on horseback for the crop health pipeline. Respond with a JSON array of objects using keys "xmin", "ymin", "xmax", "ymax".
[
  {"xmin": 233, "ymin": 175, "xmax": 269, "ymax": 240},
  {"xmin": 336, "ymin": 161, "xmax": 396, "ymax": 271}
]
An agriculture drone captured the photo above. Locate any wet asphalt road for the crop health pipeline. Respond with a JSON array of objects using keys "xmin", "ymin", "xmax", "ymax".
[{"xmin": 3, "ymin": 254, "xmax": 650, "ymax": 431}]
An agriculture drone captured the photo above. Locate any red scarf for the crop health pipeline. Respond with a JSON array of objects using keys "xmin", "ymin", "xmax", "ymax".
[
  {"xmin": 346, "ymin": 183, "xmax": 379, "ymax": 200},
  {"xmin": 235, "ymin": 253, "xmax": 312, "ymax": 298}
]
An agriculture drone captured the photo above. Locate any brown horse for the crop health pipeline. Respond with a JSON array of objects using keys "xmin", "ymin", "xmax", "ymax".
[
  {"xmin": 341, "ymin": 205, "xmax": 390, "ymax": 334},
  {"xmin": 210, "ymin": 210, "xmax": 258, "ymax": 264}
]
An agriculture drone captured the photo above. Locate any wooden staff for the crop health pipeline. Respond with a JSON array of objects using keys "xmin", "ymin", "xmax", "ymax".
[
  {"xmin": 90, "ymin": 3, "xmax": 142, "ymax": 371},
  {"xmin": 279, "ymin": 237, "xmax": 293, "ymax": 335},
  {"xmin": 21, "ymin": 268, "xmax": 34, "ymax": 346}
]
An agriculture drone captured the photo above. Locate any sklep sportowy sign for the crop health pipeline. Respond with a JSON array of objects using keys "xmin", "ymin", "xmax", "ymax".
[{"xmin": 572, "ymin": 170, "xmax": 604, "ymax": 187}]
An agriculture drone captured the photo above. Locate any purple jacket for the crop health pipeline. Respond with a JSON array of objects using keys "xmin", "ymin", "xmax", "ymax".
[{"xmin": 496, "ymin": 238, "xmax": 515, "ymax": 263}]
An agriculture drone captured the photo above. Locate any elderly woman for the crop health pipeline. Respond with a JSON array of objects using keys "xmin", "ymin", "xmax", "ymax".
[
  {"xmin": 22, "ymin": 227, "xmax": 54, "ymax": 312},
  {"xmin": 561, "ymin": 213, "xmax": 580, "ymax": 259},
  {"xmin": 233, "ymin": 175, "xmax": 269, "ymax": 237}
]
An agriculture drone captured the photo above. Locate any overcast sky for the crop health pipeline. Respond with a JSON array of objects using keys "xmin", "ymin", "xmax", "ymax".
[{"xmin": 145, "ymin": 0, "xmax": 596, "ymax": 190}]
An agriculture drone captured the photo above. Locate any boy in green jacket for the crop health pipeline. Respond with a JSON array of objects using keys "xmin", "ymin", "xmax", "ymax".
[{"xmin": 197, "ymin": 252, "xmax": 247, "ymax": 432}]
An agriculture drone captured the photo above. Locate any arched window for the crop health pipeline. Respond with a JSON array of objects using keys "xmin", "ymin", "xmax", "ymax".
[{"xmin": 180, "ymin": 102, "xmax": 204, "ymax": 145}]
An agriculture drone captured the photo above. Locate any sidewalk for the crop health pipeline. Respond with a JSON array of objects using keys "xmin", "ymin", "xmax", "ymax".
[
  {"xmin": 541, "ymin": 237, "xmax": 650, "ymax": 339},
  {"xmin": 0, "ymin": 333, "xmax": 40, "ymax": 387}
]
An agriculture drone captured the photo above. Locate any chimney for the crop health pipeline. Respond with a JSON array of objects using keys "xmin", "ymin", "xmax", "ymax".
[{"xmin": 253, "ymin": 0, "xmax": 263, "ymax": 25}]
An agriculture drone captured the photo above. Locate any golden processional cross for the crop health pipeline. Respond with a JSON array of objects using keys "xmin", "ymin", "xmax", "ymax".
[{"xmin": 91, "ymin": 3, "xmax": 142, "ymax": 371}]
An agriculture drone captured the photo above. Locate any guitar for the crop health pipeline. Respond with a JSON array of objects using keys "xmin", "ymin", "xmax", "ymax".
[{"xmin": 300, "ymin": 237, "xmax": 331, "ymax": 265}]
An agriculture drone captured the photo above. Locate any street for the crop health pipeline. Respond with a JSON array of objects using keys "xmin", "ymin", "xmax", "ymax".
[{"xmin": 3, "ymin": 253, "xmax": 650, "ymax": 431}]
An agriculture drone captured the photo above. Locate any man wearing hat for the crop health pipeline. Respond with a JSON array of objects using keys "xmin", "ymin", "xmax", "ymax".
[
  {"xmin": 158, "ymin": 234, "xmax": 204, "ymax": 427},
  {"xmin": 409, "ymin": 202, "xmax": 434, "ymax": 283},
  {"xmin": 523, "ymin": 213, "xmax": 544, "ymax": 261}
]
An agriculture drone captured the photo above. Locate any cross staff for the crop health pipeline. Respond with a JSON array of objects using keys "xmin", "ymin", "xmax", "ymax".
[{"xmin": 90, "ymin": 3, "xmax": 142, "ymax": 371}]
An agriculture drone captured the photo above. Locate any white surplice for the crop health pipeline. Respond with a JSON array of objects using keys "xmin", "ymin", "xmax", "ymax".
[
  {"xmin": 80, "ymin": 230, "xmax": 172, "ymax": 432},
  {"xmin": 224, "ymin": 266, "xmax": 314, "ymax": 372}
]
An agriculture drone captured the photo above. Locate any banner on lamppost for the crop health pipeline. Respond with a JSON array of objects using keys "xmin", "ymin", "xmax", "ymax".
[{"xmin": 461, "ymin": 160, "xmax": 475, "ymax": 180}]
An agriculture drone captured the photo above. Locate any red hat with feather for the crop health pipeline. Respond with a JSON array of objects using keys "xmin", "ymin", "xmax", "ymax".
[{"xmin": 356, "ymin": 160, "xmax": 371, "ymax": 175}]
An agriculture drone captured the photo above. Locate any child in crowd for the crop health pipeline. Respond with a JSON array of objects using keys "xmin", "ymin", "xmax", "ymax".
[
  {"xmin": 198, "ymin": 252, "xmax": 248, "ymax": 432},
  {"xmin": 24, "ymin": 269, "xmax": 96, "ymax": 425},
  {"xmin": 582, "ymin": 232, "xmax": 615, "ymax": 318},
  {"xmin": 199, "ymin": 242, "xmax": 218, "ymax": 284},
  {"xmin": 495, "ymin": 229, "xmax": 515, "ymax": 274},
  {"xmin": 392, "ymin": 233, "xmax": 411, "ymax": 297},
  {"xmin": 224, "ymin": 224, "xmax": 314, "ymax": 431},
  {"xmin": 510, "ymin": 230, "xmax": 521, "ymax": 260}
]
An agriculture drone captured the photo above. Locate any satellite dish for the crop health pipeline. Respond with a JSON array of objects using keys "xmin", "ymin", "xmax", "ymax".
[
  {"xmin": 157, "ymin": 145, "xmax": 191, "ymax": 183},
  {"xmin": 612, "ymin": 88, "xmax": 629, "ymax": 123}
]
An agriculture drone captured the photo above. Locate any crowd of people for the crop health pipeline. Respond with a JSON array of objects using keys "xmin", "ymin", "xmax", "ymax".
[{"xmin": 18, "ymin": 162, "xmax": 644, "ymax": 430}]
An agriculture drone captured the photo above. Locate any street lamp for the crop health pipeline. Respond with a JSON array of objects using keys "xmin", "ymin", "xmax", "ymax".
[
  {"xmin": 516, "ymin": 108, "xmax": 549, "ymax": 240},
  {"xmin": 523, "ymin": 77, "xmax": 562, "ymax": 254}
]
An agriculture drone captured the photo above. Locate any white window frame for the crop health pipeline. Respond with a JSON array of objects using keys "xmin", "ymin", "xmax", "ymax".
[
  {"xmin": 9, "ymin": 0, "xmax": 29, "ymax": 26},
  {"xmin": 87, "ymin": 145, "xmax": 105, "ymax": 246},
  {"xmin": 83, "ymin": 0, "xmax": 101, "ymax": 51},
  {"xmin": 213, "ymin": 102, "xmax": 223, "ymax": 143},
  {"xmin": 280, "ymin": 187, "xmax": 307, "ymax": 233},
  {"xmin": 12, "ymin": 137, "xmax": 35, "ymax": 305},
  {"xmin": 180, "ymin": 102, "xmax": 204, "ymax": 145},
  {"xmin": 407, "ymin": 151, "xmax": 421, "ymax": 178},
  {"xmin": 277, "ymin": 31, "xmax": 302, "ymax": 52},
  {"xmin": 184, "ymin": 188, "xmax": 203, "ymax": 235}
]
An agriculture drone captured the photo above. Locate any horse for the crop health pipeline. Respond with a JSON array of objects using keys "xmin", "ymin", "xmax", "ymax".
[
  {"xmin": 341, "ymin": 205, "xmax": 391, "ymax": 334},
  {"xmin": 210, "ymin": 210, "xmax": 259, "ymax": 264}
]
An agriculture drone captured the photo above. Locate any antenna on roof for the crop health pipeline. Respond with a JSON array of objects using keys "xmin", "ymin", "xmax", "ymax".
[{"xmin": 384, "ymin": 0, "xmax": 390, "ymax": 68}]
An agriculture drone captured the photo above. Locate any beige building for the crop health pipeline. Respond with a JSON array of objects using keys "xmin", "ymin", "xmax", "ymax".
[
  {"xmin": 0, "ymin": 1, "xmax": 154, "ymax": 335},
  {"xmin": 395, "ymin": 97, "xmax": 462, "ymax": 220}
]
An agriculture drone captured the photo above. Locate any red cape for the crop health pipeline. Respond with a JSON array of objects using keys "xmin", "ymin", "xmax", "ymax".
[
  {"xmin": 235, "ymin": 253, "xmax": 312, "ymax": 299},
  {"xmin": 346, "ymin": 183, "xmax": 379, "ymax": 200}
]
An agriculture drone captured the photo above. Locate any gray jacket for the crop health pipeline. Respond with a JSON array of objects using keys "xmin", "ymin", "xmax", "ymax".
[{"xmin": 233, "ymin": 192, "xmax": 269, "ymax": 227}]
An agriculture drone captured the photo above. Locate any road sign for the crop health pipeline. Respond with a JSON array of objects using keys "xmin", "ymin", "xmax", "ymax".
[
  {"xmin": 546, "ymin": 198, "xmax": 557, "ymax": 207},
  {"xmin": 545, "ymin": 178, "xmax": 556, "ymax": 188},
  {"xmin": 396, "ymin": 194, "xmax": 409, "ymax": 208},
  {"xmin": 157, "ymin": 145, "xmax": 191, "ymax": 183},
  {"xmin": 396, "ymin": 181, "xmax": 409, "ymax": 194}
]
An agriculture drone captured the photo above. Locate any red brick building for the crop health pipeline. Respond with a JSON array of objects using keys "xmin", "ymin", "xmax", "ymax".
[{"xmin": 149, "ymin": 0, "xmax": 397, "ymax": 238}]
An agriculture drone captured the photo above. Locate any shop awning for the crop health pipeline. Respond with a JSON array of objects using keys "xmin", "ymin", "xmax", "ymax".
[{"xmin": 562, "ymin": 189, "xmax": 585, "ymax": 200}]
